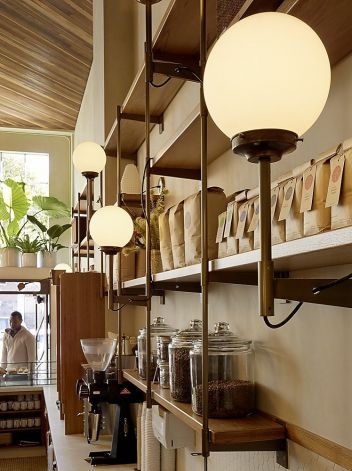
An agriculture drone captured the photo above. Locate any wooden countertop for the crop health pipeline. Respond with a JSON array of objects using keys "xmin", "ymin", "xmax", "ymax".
[{"xmin": 43, "ymin": 386, "xmax": 136, "ymax": 471}]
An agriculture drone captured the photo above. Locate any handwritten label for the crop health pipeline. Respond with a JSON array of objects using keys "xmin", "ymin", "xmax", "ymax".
[
  {"xmin": 279, "ymin": 178, "xmax": 296, "ymax": 221},
  {"xmin": 325, "ymin": 154, "xmax": 345, "ymax": 208},
  {"xmin": 300, "ymin": 165, "xmax": 317, "ymax": 213}
]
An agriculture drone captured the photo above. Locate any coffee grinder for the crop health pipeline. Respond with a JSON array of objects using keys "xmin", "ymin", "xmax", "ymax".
[{"xmin": 77, "ymin": 338, "xmax": 143, "ymax": 465}]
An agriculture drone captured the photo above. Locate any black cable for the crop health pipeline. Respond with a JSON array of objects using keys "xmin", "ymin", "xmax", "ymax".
[
  {"xmin": 312, "ymin": 272, "xmax": 352, "ymax": 294},
  {"xmin": 174, "ymin": 66, "xmax": 202, "ymax": 83},
  {"xmin": 111, "ymin": 303, "xmax": 127, "ymax": 313},
  {"xmin": 263, "ymin": 301, "xmax": 304, "ymax": 329},
  {"xmin": 150, "ymin": 77, "xmax": 172, "ymax": 88},
  {"xmin": 141, "ymin": 158, "xmax": 153, "ymax": 223}
]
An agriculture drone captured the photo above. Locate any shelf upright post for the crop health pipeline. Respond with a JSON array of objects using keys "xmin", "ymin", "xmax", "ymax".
[
  {"xmin": 145, "ymin": 0, "xmax": 153, "ymax": 409},
  {"xmin": 116, "ymin": 105, "xmax": 123, "ymax": 384},
  {"xmin": 200, "ymin": 0, "xmax": 209, "ymax": 466},
  {"xmin": 77, "ymin": 192, "xmax": 81, "ymax": 272}
]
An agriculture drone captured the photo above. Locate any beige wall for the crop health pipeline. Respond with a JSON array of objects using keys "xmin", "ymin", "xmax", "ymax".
[
  {"xmin": 134, "ymin": 24, "xmax": 352, "ymax": 471},
  {"xmin": 0, "ymin": 129, "xmax": 71, "ymax": 264}
]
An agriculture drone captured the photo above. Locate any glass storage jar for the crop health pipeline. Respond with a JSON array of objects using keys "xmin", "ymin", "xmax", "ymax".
[
  {"xmin": 190, "ymin": 337, "xmax": 254, "ymax": 418},
  {"xmin": 137, "ymin": 317, "xmax": 177, "ymax": 380},
  {"xmin": 169, "ymin": 319, "xmax": 202, "ymax": 402},
  {"xmin": 158, "ymin": 360, "xmax": 170, "ymax": 389},
  {"xmin": 157, "ymin": 336, "xmax": 171, "ymax": 363}
]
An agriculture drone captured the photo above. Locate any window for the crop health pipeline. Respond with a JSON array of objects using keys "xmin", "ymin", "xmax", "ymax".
[{"xmin": 0, "ymin": 151, "xmax": 49, "ymax": 199}]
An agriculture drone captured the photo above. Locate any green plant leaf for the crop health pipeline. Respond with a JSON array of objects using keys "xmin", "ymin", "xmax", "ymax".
[
  {"xmin": 32, "ymin": 196, "xmax": 70, "ymax": 218},
  {"xmin": 0, "ymin": 193, "xmax": 10, "ymax": 221},
  {"xmin": 27, "ymin": 215, "xmax": 47, "ymax": 233},
  {"xmin": 4, "ymin": 179, "xmax": 30, "ymax": 220},
  {"xmin": 47, "ymin": 223, "xmax": 71, "ymax": 239},
  {"xmin": 7, "ymin": 220, "xmax": 19, "ymax": 238}
]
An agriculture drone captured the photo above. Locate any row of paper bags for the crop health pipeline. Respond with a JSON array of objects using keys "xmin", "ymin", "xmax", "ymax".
[
  {"xmin": 159, "ymin": 188, "xmax": 227, "ymax": 271},
  {"xmin": 217, "ymin": 137, "xmax": 352, "ymax": 257}
]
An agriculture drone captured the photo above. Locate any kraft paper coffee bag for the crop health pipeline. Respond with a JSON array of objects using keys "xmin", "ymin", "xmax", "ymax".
[
  {"xmin": 159, "ymin": 208, "xmax": 174, "ymax": 271},
  {"xmin": 217, "ymin": 211, "xmax": 227, "ymax": 258},
  {"xmin": 169, "ymin": 201, "xmax": 185, "ymax": 268},
  {"xmin": 113, "ymin": 252, "xmax": 135, "ymax": 288},
  {"xmin": 184, "ymin": 187, "xmax": 226, "ymax": 265},
  {"xmin": 329, "ymin": 139, "xmax": 352, "ymax": 230},
  {"xmin": 302, "ymin": 150, "xmax": 332, "ymax": 236},
  {"xmin": 224, "ymin": 191, "xmax": 247, "ymax": 256}
]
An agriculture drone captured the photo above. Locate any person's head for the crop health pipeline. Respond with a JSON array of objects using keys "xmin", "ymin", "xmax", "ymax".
[{"xmin": 10, "ymin": 311, "xmax": 22, "ymax": 331}]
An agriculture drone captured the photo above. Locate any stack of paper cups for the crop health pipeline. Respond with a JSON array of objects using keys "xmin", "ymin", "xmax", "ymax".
[{"xmin": 145, "ymin": 407, "xmax": 160, "ymax": 471}]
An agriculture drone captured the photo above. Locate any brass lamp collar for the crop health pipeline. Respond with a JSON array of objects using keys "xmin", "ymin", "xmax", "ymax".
[
  {"xmin": 82, "ymin": 171, "xmax": 99, "ymax": 179},
  {"xmin": 100, "ymin": 246, "xmax": 120, "ymax": 256},
  {"xmin": 231, "ymin": 129, "xmax": 298, "ymax": 164}
]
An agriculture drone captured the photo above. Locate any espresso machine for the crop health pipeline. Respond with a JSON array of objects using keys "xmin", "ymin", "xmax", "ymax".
[{"xmin": 77, "ymin": 338, "xmax": 143, "ymax": 466}]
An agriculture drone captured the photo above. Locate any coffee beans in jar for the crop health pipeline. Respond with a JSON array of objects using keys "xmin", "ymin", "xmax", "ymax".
[
  {"xmin": 190, "ymin": 338, "xmax": 254, "ymax": 418},
  {"xmin": 169, "ymin": 319, "xmax": 202, "ymax": 403}
]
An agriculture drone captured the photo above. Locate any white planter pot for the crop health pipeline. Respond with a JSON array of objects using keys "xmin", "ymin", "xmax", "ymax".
[
  {"xmin": 22, "ymin": 253, "xmax": 38, "ymax": 268},
  {"xmin": 42, "ymin": 251, "xmax": 57, "ymax": 268},
  {"xmin": 0, "ymin": 248, "xmax": 21, "ymax": 267}
]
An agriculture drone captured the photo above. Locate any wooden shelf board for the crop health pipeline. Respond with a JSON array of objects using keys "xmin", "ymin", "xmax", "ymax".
[
  {"xmin": 121, "ymin": 227, "xmax": 352, "ymax": 289},
  {"xmin": 153, "ymin": 105, "xmax": 230, "ymax": 171},
  {"xmin": 282, "ymin": 0, "xmax": 352, "ymax": 66},
  {"xmin": 0, "ymin": 267, "xmax": 51, "ymax": 282},
  {"xmin": 0, "ymin": 427, "xmax": 41, "ymax": 433},
  {"xmin": 153, "ymin": 263, "xmax": 201, "ymax": 283},
  {"xmin": 123, "ymin": 369, "xmax": 285, "ymax": 445},
  {"xmin": 0, "ymin": 410, "xmax": 41, "ymax": 415},
  {"xmin": 123, "ymin": 276, "xmax": 146, "ymax": 289}
]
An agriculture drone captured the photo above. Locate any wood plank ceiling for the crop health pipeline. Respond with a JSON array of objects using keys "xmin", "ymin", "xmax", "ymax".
[{"xmin": 0, "ymin": 0, "xmax": 92, "ymax": 131}]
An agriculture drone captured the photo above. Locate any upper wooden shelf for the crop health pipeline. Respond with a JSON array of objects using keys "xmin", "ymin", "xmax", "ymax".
[
  {"xmin": 0, "ymin": 267, "xmax": 51, "ymax": 282},
  {"xmin": 123, "ymin": 369, "xmax": 285, "ymax": 447},
  {"xmin": 152, "ymin": 104, "xmax": 229, "ymax": 171},
  {"xmin": 105, "ymin": 0, "xmax": 352, "ymax": 167},
  {"xmin": 122, "ymin": 227, "xmax": 352, "ymax": 289}
]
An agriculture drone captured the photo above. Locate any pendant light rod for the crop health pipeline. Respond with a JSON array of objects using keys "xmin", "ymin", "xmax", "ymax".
[
  {"xmin": 145, "ymin": 0, "xmax": 153, "ymax": 409},
  {"xmin": 258, "ymin": 158, "xmax": 274, "ymax": 316},
  {"xmin": 116, "ymin": 105, "xmax": 123, "ymax": 383},
  {"xmin": 200, "ymin": 0, "xmax": 209, "ymax": 465},
  {"xmin": 85, "ymin": 174, "xmax": 95, "ymax": 267}
]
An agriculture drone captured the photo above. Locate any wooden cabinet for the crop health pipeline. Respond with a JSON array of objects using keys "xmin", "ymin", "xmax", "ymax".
[{"xmin": 58, "ymin": 272, "xmax": 105, "ymax": 434}]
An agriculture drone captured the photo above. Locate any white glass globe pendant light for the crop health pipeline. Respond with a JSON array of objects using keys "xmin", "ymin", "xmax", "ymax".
[
  {"xmin": 72, "ymin": 141, "xmax": 107, "ymax": 268},
  {"xmin": 90, "ymin": 206, "xmax": 134, "ymax": 255},
  {"xmin": 90, "ymin": 205, "xmax": 134, "ymax": 310},
  {"xmin": 204, "ymin": 12, "xmax": 331, "ymax": 318}
]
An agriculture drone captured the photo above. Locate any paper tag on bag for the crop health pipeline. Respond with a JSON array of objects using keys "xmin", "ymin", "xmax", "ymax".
[
  {"xmin": 279, "ymin": 178, "xmax": 296, "ymax": 221},
  {"xmin": 248, "ymin": 199, "xmax": 259, "ymax": 232},
  {"xmin": 223, "ymin": 202, "xmax": 234, "ymax": 238},
  {"xmin": 216, "ymin": 212, "xmax": 227, "ymax": 243},
  {"xmin": 235, "ymin": 203, "xmax": 248, "ymax": 239},
  {"xmin": 300, "ymin": 165, "xmax": 316, "ymax": 213},
  {"xmin": 325, "ymin": 154, "xmax": 345, "ymax": 208},
  {"xmin": 271, "ymin": 187, "xmax": 279, "ymax": 221}
]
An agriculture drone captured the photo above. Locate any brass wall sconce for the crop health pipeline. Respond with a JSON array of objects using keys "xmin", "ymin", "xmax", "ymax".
[
  {"xmin": 89, "ymin": 205, "xmax": 134, "ymax": 310},
  {"xmin": 73, "ymin": 141, "xmax": 107, "ymax": 266},
  {"xmin": 204, "ymin": 12, "xmax": 331, "ymax": 317}
]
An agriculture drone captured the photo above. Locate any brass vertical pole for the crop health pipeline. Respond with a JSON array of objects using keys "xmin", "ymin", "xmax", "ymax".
[
  {"xmin": 258, "ymin": 158, "xmax": 274, "ymax": 316},
  {"xmin": 108, "ymin": 253, "xmax": 114, "ymax": 312},
  {"xmin": 116, "ymin": 106, "xmax": 123, "ymax": 383},
  {"xmin": 145, "ymin": 0, "xmax": 153, "ymax": 409},
  {"xmin": 86, "ymin": 176, "xmax": 94, "ymax": 269},
  {"xmin": 99, "ymin": 171, "xmax": 104, "ymax": 298},
  {"xmin": 200, "ymin": 0, "xmax": 209, "ymax": 466},
  {"xmin": 77, "ymin": 192, "xmax": 81, "ymax": 272}
]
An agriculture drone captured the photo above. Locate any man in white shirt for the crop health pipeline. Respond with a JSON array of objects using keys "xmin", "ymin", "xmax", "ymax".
[{"xmin": 0, "ymin": 311, "xmax": 36, "ymax": 373}]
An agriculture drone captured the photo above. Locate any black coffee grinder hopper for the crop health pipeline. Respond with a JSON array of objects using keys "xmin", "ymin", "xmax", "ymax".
[{"xmin": 78, "ymin": 339, "xmax": 143, "ymax": 466}]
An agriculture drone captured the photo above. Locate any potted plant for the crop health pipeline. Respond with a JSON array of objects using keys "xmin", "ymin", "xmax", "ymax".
[
  {"xmin": 0, "ymin": 179, "xmax": 30, "ymax": 267},
  {"xmin": 36, "ymin": 223, "xmax": 71, "ymax": 268},
  {"xmin": 16, "ymin": 234, "xmax": 44, "ymax": 267}
]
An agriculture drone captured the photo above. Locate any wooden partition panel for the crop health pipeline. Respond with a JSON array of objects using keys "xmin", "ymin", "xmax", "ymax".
[{"xmin": 60, "ymin": 272, "xmax": 105, "ymax": 434}]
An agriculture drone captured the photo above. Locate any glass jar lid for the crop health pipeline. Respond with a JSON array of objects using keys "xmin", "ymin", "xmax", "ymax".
[
  {"xmin": 210, "ymin": 321, "xmax": 237, "ymax": 337},
  {"xmin": 139, "ymin": 316, "xmax": 178, "ymax": 338},
  {"xmin": 171, "ymin": 319, "xmax": 203, "ymax": 346},
  {"xmin": 192, "ymin": 336, "xmax": 252, "ymax": 353}
]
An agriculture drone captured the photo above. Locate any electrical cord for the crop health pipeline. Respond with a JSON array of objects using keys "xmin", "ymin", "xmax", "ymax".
[
  {"xmin": 263, "ymin": 301, "xmax": 304, "ymax": 329},
  {"xmin": 150, "ymin": 76, "xmax": 172, "ymax": 88},
  {"xmin": 174, "ymin": 66, "xmax": 202, "ymax": 83},
  {"xmin": 111, "ymin": 303, "xmax": 127, "ymax": 312},
  {"xmin": 141, "ymin": 157, "xmax": 153, "ymax": 223},
  {"xmin": 312, "ymin": 272, "xmax": 352, "ymax": 294}
]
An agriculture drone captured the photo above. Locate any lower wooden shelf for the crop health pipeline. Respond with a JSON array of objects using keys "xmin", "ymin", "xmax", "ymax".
[{"xmin": 123, "ymin": 369, "xmax": 286, "ymax": 448}]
